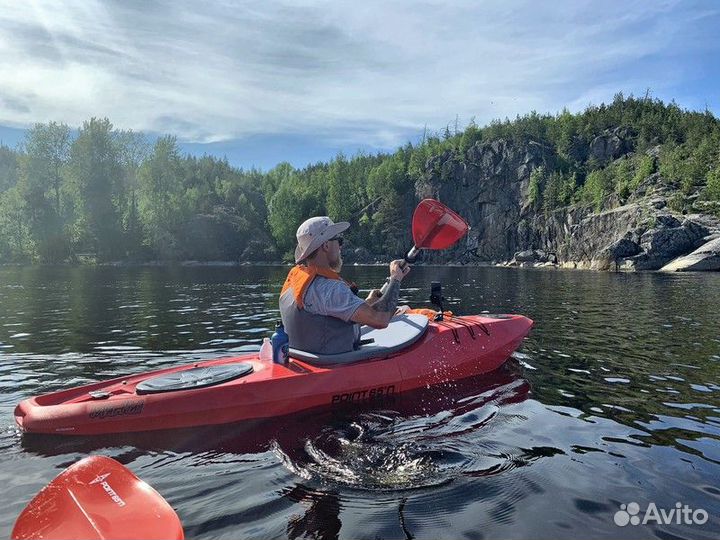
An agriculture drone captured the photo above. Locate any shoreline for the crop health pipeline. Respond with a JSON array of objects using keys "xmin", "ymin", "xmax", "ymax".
[
  {"xmin": 0, "ymin": 259, "xmax": 520, "ymax": 269},
  {"xmin": 1, "ymin": 260, "xmax": 717, "ymax": 272},
  {"xmin": 0, "ymin": 260, "xmax": 623, "ymax": 272}
]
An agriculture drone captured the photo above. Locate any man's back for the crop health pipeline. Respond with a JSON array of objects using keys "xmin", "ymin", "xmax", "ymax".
[{"xmin": 280, "ymin": 275, "xmax": 363, "ymax": 354}]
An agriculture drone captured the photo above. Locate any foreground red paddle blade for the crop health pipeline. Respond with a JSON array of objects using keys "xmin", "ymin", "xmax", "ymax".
[
  {"xmin": 412, "ymin": 199, "xmax": 469, "ymax": 250},
  {"xmin": 12, "ymin": 455, "xmax": 184, "ymax": 540}
]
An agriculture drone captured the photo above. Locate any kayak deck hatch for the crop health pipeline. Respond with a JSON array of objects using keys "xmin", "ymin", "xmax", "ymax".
[{"xmin": 137, "ymin": 363, "xmax": 254, "ymax": 395}]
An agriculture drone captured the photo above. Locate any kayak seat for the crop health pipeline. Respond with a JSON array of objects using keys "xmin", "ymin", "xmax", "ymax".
[
  {"xmin": 136, "ymin": 363, "xmax": 254, "ymax": 395},
  {"xmin": 289, "ymin": 314, "xmax": 429, "ymax": 366}
]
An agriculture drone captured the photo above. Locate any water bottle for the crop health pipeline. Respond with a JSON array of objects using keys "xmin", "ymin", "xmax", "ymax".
[
  {"xmin": 271, "ymin": 321, "xmax": 289, "ymax": 364},
  {"xmin": 259, "ymin": 337, "xmax": 273, "ymax": 363}
]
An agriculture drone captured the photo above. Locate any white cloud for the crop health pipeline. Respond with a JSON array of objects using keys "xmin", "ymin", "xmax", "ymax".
[{"xmin": 0, "ymin": 0, "xmax": 717, "ymax": 148}]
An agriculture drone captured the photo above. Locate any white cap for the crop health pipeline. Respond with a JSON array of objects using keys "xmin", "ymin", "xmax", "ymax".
[{"xmin": 294, "ymin": 216, "xmax": 350, "ymax": 263}]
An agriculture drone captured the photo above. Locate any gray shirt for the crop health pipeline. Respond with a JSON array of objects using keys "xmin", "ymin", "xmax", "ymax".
[
  {"xmin": 303, "ymin": 277, "xmax": 365, "ymax": 321},
  {"xmin": 304, "ymin": 277, "xmax": 364, "ymax": 346}
]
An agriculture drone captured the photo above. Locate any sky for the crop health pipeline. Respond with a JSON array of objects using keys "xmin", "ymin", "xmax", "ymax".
[{"xmin": 0, "ymin": 0, "xmax": 719, "ymax": 170}]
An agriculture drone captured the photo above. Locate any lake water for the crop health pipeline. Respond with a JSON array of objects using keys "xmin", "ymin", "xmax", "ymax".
[{"xmin": 1, "ymin": 265, "xmax": 719, "ymax": 539}]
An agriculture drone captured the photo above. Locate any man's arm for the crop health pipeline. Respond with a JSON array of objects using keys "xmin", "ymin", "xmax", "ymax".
[
  {"xmin": 352, "ymin": 279, "xmax": 401, "ymax": 328},
  {"xmin": 351, "ymin": 304, "xmax": 391, "ymax": 328},
  {"xmin": 351, "ymin": 260, "xmax": 409, "ymax": 329}
]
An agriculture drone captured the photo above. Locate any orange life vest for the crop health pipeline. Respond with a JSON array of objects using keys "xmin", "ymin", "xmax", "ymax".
[{"xmin": 280, "ymin": 265, "xmax": 342, "ymax": 309}]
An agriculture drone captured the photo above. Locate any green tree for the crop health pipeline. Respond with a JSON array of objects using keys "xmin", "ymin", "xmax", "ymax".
[
  {"xmin": 581, "ymin": 169, "xmax": 613, "ymax": 211},
  {"xmin": 0, "ymin": 187, "xmax": 33, "ymax": 261},
  {"xmin": 688, "ymin": 137, "xmax": 717, "ymax": 191},
  {"xmin": 176, "ymin": 156, "xmax": 272, "ymax": 261},
  {"xmin": 24, "ymin": 122, "xmax": 71, "ymax": 214},
  {"xmin": 4, "ymin": 95, "xmax": 720, "ymax": 265},
  {"xmin": 17, "ymin": 122, "xmax": 72, "ymax": 261},
  {"xmin": 326, "ymin": 154, "xmax": 353, "ymax": 221},
  {"xmin": 68, "ymin": 118, "xmax": 123, "ymax": 260},
  {"xmin": 658, "ymin": 136, "xmax": 719, "ymax": 195},
  {"xmin": 550, "ymin": 108, "xmax": 579, "ymax": 160},
  {"xmin": 659, "ymin": 144, "xmax": 686, "ymax": 185},
  {"xmin": 706, "ymin": 167, "xmax": 720, "ymax": 201},
  {"xmin": 366, "ymin": 153, "xmax": 412, "ymax": 252},
  {"xmin": 528, "ymin": 166, "xmax": 543, "ymax": 208},
  {"xmin": 262, "ymin": 162, "xmax": 294, "ymax": 203},
  {"xmin": 543, "ymin": 171, "xmax": 561, "ymax": 212},
  {"xmin": 137, "ymin": 136, "xmax": 187, "ymax": 259},
  {"xmin": 459, "ymin": 119, "xmax": 482, "ymax": 154},
  {"xmin": 559, "ymin": 172, "xmax": 578, "ymax": 206},
  {"xmin": 0, "ymin": 145, "xmax": 19, "ymax": 193},
  {"xmin": 115, "ymin": 130, "xmax": 149, "ymax": 257},
  {"xmin": 268, "ymin": 170, "xmax": 324, "ymax": 258},
  {"xmin": 632, "ymin": 154, "xmax": 655, "ymax": 190},
  {"xmin": 613, "ymin": 158, "xmax": 633, "ymax": 201}
]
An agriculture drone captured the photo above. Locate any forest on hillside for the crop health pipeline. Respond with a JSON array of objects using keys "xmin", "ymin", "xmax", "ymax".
[{"xmin": 0, "ymin": 94, "xmax": 719, "ymax": 264}]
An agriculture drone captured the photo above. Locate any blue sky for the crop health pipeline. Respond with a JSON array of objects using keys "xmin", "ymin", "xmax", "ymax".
[{"xmin": 0, "ymin": 0, "xmax": 718, "ymax": 170}]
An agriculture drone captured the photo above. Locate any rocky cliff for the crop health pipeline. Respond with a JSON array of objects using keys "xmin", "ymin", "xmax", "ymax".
[{"xmin": 415, "ymin": 135, "xmax": 720, "ymax": 271}]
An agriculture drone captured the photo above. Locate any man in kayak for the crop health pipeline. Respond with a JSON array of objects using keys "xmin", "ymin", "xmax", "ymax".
[{"xmin": 280, "ymin": 216, "xmax": 410, "ymax": 354}]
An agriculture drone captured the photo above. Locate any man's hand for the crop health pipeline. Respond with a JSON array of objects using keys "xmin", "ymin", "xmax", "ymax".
[
  {"xmin": 366, "ymin": 289, "xmax": 383, "ymax": 303},
  {"xmin": 389, "ymin": 259, "xmax": 411, "ymax": 281}
]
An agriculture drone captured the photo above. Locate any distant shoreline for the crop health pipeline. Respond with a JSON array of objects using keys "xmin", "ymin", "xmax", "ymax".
[
  {"xmin": 0, "ymin": 260, "xmax": 502, "ymax": 269},
  {"xmin": 0, "ymin": 261, "xmax": 587, "ymax": 273}
]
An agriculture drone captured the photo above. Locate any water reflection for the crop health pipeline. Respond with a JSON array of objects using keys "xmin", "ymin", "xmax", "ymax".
[{"xmin": 284, "ymin": 486, "xmax": 342, "ymax": 540}]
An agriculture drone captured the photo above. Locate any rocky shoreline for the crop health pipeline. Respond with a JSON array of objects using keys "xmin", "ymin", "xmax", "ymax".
[
  {"xmin": 411, "ymin": 133, "xmax": 720, "ymax": 272},
  {"xmin": 494, "ymin": 207, "xmax": 720, "ymax": 272}
]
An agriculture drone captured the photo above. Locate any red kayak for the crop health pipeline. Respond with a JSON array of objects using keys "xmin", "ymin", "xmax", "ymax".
[{"xmin": 15, "ymin": 313, "xmax": 532, "ymax": 436}]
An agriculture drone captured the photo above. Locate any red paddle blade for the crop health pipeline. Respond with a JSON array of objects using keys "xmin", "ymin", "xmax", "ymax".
[
  {"xmin": 412, "ymin": 199, "xmax": 468, "ymax": 250},
  {"xmin": 12, "ymin": 455, "xmax": 184, "ymax": 540}
]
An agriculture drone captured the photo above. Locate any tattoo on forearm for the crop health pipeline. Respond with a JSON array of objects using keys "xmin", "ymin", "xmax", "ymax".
[{"xmin": 373, "ymin": 279, "xmax": 400, "ymax": 313}]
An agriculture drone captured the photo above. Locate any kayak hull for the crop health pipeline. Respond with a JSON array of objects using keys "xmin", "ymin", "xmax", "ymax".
[{"xmin": 15, "ymin": 314, "xmax": 532, "ymax": 436}]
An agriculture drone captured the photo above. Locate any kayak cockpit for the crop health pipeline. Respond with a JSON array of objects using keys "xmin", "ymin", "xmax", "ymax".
[{"xmin": 289, "ymin": 314, "xmax": 429, "ymax": 366}]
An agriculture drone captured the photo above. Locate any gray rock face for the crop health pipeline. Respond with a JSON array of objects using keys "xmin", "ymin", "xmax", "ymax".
[
  {"xmin": 625, "ymin": 217, "xmax": 709, "ymax": 270},
  {"xmin": 660, "ymin": 236, "xmax": 720, "ymax": 271},
  {"xmin": 514, "ymin": 250, "xmax": 537, "ymax": 262},
  {"xmin": 589, "ymin": 127, "xmax": 635, "ymax": 164},
  {"xmin": 416, "ymin": 137, "xmax": 720, "ymax": 271},
  {"xmin": 417, "ymin": 138, "xmax": 555, "ymax": 263},
  {"xmin": 506, "ymin": 249, "xmax": 556, "ymax": 267}
]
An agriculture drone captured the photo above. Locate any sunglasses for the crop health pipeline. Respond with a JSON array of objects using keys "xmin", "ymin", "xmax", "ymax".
[{"xmin": 329, "ymin": 236, "xmax": 344, "ymax": 246}]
